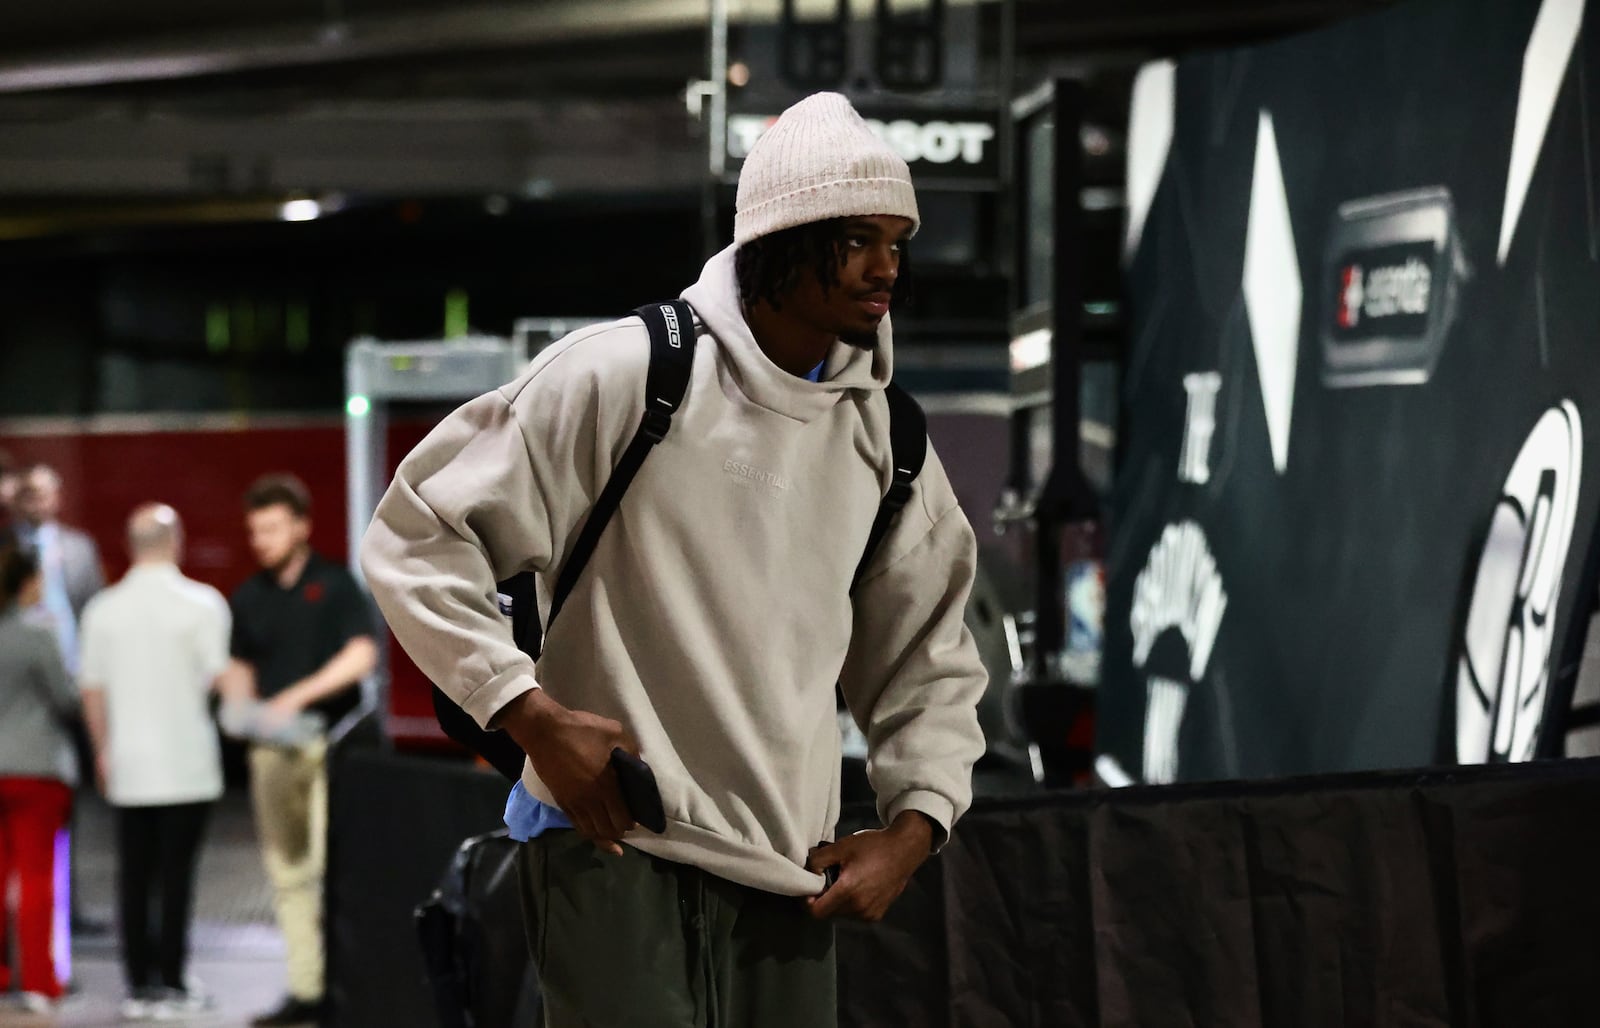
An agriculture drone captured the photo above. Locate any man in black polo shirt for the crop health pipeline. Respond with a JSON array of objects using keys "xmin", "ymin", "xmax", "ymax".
[{"xmin": 224, "ymin": 474, "xmax": 376, "ymax": 1027}]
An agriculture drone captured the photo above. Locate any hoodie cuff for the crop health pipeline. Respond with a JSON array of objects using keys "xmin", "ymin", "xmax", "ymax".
[
  {"xmin": 886, "ymin": 790, "xmax": 955, "ymax": 853},
  {"xmin": 466, "ymin": 666, "xmax": 539, "ymax": 730}
]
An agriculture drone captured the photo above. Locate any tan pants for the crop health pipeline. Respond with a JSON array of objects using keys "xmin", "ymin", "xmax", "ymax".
[{"xmin": 249, "ymin": 741, "xmax": 328, "ymax": 1002}]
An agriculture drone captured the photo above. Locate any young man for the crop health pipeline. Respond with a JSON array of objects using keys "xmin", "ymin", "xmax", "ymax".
[
  {"xmin": 222, "ymin": 475, "xmax": 377, "ymax": 1027},
  {"xmin": 362, "ymin": 91, "xmax": 987, "ymax": 1027},
  {"xmin": 79, "ymin": 505, "xmax": 230, "ymax": 1020}
]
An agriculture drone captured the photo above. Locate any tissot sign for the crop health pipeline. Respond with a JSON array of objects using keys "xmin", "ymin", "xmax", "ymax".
[{"xmin": 726, "ymin": 108, "xmax": 1000, "ymax": 181}]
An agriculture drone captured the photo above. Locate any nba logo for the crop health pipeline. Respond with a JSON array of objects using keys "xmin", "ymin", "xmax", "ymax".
[{"xmin": 1337, "ymin": 264, "xmax": 1364, "ymax": 328}]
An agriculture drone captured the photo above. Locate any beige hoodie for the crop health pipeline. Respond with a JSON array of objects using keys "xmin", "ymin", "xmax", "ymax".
[{"xmin": 360, "ymin": 243, "xmax": 988, "ymax": 896}]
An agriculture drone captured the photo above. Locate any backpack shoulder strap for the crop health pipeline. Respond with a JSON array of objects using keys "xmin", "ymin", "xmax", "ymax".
[
  {"xmin": 850, "ymin": 382, "xmax": 928, "ymax": 594},
  {"xmin": 544, "ymin": 300, "xmax": 696, "ymax": 629},
  {"xmin": 441, "ymin": 301, "xmax": 696, "ymax": 781}
]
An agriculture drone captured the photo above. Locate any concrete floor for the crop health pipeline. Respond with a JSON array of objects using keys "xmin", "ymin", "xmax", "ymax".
[{"xmin": 2, "ymin": 791, "xmax": 287, "ymax": 1028}]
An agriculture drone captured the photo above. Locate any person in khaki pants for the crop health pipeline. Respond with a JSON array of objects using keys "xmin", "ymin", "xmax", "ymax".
[
  {"xmin": 247, "ymin": 739, "xmax": 329, "ymax": 1020},
  {"xmin": 221, "ymin": 474, "xmax": 376, "ymax": 1027}
]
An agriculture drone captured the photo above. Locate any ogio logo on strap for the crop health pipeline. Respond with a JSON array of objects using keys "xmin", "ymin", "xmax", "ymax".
[{"xmin": 659, "ymin": 304, "xmax": 682, "ymax": 348}]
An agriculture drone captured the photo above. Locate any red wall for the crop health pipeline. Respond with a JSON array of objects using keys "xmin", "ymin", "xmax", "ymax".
[
  {"xmin": 0, "ymin": 415, "xmax": 441, "ymax": 741},
  {"xmin": 0, "ymin": 405, "xmax": 1012, "ymax": 749},
  {"xmin": 2, "ymin": 421, "xmax": 351, "ymax": 589}
]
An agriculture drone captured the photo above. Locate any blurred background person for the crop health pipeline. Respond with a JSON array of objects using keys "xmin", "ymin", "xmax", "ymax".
[
  {"xmin": 0, "ymin": 539, "xmax": 78, "ymax": 1015},
  {"xmin": 0, "ymin": 450, "xmax": 20, "ymax": 534},
  {"xmin": 15, "ymin": 464, "xmax": 105, "ymax": 670},
  {"xmin": 220, "ymin": 474, "xmax": 376, "ymax": 1027},
  {"xmin": 80, "ymin": 504, "xmax": 230, "ymax": 1021},
  {"xmin": 15, "ymin": 462, "xmax": 110, "ymax": 940}
]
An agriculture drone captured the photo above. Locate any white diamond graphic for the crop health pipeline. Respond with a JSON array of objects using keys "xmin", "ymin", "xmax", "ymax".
[
  {"xmin": 1124, "ymin": 59, "xmax": 1176, "ymax": 264},
  {"xmin": 1498, "ymin": 0, "xmax": 1584, "ymax": 265},
  {"xmin": 1242, "ymin": 111, "xmax": 1301, "ymax": 475}
]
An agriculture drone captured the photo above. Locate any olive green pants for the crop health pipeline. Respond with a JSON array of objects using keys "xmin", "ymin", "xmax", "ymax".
[{"xmin": 517, "ymin": 830, "xmax": 836, "ymax": 1028}]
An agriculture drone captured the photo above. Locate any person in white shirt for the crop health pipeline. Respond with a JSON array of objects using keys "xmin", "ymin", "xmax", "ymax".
[{"xmin": 79, "ymin": 504, "xmax": 231, "ymax": 1021}]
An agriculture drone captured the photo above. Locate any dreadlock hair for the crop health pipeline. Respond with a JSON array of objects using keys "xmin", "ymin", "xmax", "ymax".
[{"xmin": 735, "ymin": 218, "xmax": 913, "ymax": 313}]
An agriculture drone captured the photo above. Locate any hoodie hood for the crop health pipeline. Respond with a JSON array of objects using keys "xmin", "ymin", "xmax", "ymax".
[{"xmin": 681, "ymin": 243, "xmax": 894, "ymax": 422}]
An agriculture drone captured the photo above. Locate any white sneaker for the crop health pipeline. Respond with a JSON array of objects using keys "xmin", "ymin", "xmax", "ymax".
[
  {"xmin": 179, "ymin": 975, "xmax": 214, "ymax": 1012},
  {"xmin": 149, "ymin": 987, "xmax": 213, "ymax": 1021},
  {"xmin": 149, "ymin": 999, "xmax": 184, "ymax": 1021},
  {"xmin": 121, "ymin": 989, "xmax": 161, "ymax": 1020},
  {"xmin": 20, "ymin": 991, "xmax": 59, "ymax": 1014}
]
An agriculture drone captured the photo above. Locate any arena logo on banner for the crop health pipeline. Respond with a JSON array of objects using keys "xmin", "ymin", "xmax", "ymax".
[
  {"xmin": 1335, "ymin": 245, "xmax": 1433, "ymax": 330},
  {"xmin": 1320, "ymin": 186, "xmax": 1465, "ymax": 389},
  {"xmin": 1130, "ymin": 521, "xmax": 1229, "ymax": 783}
]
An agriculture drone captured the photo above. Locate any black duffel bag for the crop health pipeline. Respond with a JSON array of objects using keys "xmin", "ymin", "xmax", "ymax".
[{"xmin": 415, "ymin": 829, "xmax": 542, "ymax": 1028}]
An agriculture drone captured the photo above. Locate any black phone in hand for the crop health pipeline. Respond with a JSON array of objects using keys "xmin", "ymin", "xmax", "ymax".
[{"xmin": 610, "ymin": 748, "xmax": 667, "ymax": 834}]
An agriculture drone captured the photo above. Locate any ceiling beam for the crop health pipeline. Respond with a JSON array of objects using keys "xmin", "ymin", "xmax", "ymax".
[
  {"xmin": 0, "ymin": 98, "xmax": 703, "ymax": 199},
  {"xmin": 0, "ymin": 0, "xmax": 715, "ymax": 94},
  {"xmin": 0, "ymin": 0, "xmax": 996, "ymax": 95}
]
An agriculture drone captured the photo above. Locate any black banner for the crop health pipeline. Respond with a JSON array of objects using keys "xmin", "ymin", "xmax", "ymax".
[
  {"xmin": 839, "ymin": 759, "xmax": 1600, "ymax": 1028},
  {"xmin": 331, "ymin": 753, "xmax": 1600, "ymax": 1027},
  {"xmin": 1102, "ymin": 0, "xmax": 1600, "ymax": 783}
]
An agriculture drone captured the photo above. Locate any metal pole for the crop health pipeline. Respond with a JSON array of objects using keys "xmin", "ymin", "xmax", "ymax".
[
  {"xmin": 344, "ymin": 341, "xmax": 390, "ymax": 740},
  {"xmin": 702, "ymin": 0, "xmax": 731, "ymax": 258},
  {"xmin": 999, "ymin": 0, "xmax": 1016, "ymax": 283},
  {"xmin": 710, "ymin": 0, "xmax": 729, "ymax": 179}
]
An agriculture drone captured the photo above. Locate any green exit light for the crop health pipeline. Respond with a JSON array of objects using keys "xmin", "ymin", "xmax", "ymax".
[
  {"xmin": 205, "ymin": 303, "xmax": 230, "ymax": 353},
  {"xmin": 444, "ymin": 287, "xmax": 469, "ymax": 339},
  {"xmin": 347, "ymin": 395, "xmax": 371, "ymax": 418}
]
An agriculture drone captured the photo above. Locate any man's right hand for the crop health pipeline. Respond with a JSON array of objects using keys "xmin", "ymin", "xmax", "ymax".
[{"xmin": 497, "ymin": 688, "xmax": 639, "ymax": 856}]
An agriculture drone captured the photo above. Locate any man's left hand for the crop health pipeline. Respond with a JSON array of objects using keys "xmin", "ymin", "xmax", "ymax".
[{"xmin": 805, "ymin": 811, "xmax": 935, "ymax": 922}]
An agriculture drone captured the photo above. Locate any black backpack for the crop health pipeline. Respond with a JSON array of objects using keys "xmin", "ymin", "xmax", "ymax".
[
  {"xmin": 414, "ymin": 830, "xmax": 538, "ymax": 1028},
  {"xmin": 431, "ymin": 300, "xmax": 928, "ymax": 780}
]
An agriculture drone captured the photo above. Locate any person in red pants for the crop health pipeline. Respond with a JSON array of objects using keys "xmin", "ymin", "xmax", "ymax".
[{"xmin": 0, "ymin": 540, "xmax": 79, "ymax": 1014}]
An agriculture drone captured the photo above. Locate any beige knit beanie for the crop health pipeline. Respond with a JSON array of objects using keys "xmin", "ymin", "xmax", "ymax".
[{"xmin": 734, "ymin": 92, "xmax": 920, "ymax": 245}]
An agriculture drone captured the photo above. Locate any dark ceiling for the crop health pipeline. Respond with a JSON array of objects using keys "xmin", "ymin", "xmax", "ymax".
[
  {"xmin": 0, "ymin": 0, "xmax": 1395, "ymax": 94},
  {"xmin": 0, "ymin": 0, "xmax": 1396, "ymax": 233}
]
